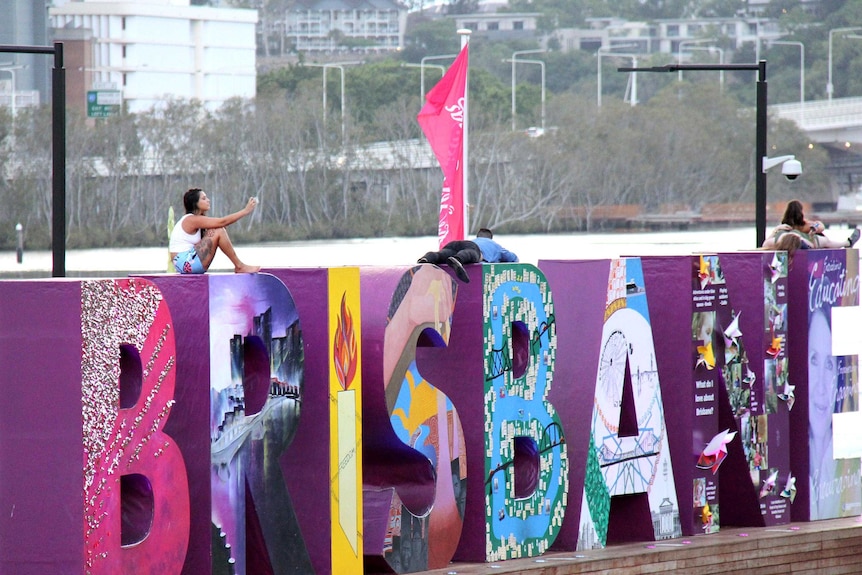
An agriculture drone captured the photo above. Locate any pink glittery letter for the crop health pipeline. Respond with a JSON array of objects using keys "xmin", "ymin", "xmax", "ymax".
[{"xmin": 82, "ymin": 279, "xmax": 190, "ymax": 574}]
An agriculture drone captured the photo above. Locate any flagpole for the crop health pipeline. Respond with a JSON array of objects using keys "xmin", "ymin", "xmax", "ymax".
[{"xmin": 458, "ymin": 29, "xmax": 471, "ymax": 238}]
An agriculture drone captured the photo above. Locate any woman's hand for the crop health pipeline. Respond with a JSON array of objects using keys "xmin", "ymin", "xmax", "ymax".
[{"xmin": 244, "ymin": 197, "xmax": 258, "ymax": 213}]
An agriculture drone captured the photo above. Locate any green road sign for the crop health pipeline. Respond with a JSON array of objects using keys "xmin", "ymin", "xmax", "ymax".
[{"xmin": 86, "ymin": 90, "xmax": 121, "ymax": 118}]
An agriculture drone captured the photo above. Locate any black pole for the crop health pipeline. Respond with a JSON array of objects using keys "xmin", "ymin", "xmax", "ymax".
[
  {"xmin": 755, "ymin": 60, "xmax": 768, "ymax": 249},
  {"xmin": 1, "ymin": 44, "xmax": 66, "ymax": 276},
  {"xmin": 619, "ymin": 61, "xmax": 769, "ymax": 248},
  {"xmin": 52, "ymin": 42, "xmax": 66, "ymax": 277}
]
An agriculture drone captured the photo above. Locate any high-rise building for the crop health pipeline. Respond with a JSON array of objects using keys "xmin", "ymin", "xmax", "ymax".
[
  {"xmin": 49, "ymin": 0, "xmax": 258, "ymax": 114},
  {"xmin": 0, "ymin": 0, "xmax": 49, "ymax": 111}
]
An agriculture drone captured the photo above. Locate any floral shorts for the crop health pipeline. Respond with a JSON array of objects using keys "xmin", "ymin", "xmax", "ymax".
[{"xmin": 173, "ymin": 249, "xmax": 205, "ymax": 274}]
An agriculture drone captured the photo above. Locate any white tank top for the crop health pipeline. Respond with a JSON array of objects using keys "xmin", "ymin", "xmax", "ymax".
[{"xmin": 169, "ymin": 214, "xmax": 201, "ymax": 253}]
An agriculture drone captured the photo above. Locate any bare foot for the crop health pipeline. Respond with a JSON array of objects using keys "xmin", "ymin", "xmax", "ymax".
[{"xmin": 235, "ymin": 264, "xmax": 260, "ymax": 273}]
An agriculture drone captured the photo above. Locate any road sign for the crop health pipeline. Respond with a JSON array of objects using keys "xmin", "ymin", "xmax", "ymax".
[
  {"xmin": 91, "ymin": 81, "xmax": 117, "ymax": 91},
  {"xmin": 87, "ymin": 90, "xmax": 121, "ymax": 118}
]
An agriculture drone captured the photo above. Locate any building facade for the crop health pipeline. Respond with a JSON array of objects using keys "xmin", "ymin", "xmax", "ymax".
[
  {"xmin": 549, "ymin": 16, "xmax": 784, "ymax": 56},
  {"xmin": 282, "ymin": 0, "xmax": 407, "ymax": 53},
  {"xmin": 0, "ymin": 0, "xmax": 49, "ymax": 112},
  {"xmin": 49, "ymin": 0, "xmax": 258, "ymax": 114},
  {"xmin": 452, "ymin": 12, "xmax": 540, "ymax": 42}
]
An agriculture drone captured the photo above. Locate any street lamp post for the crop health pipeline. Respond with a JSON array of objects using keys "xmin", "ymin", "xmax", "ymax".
[
  {"xmin": 768, "ymin": 40, "xmax": 804, "ymax": 123},
  {"xmin": 828, "ymin": 27, "xmax": 862, "ymax": 102},
  {"xmin": 597, "ymin": 45, "xmax": 638, "ymax": 107},
  {"xmin": 503, "ymin": 56, "xmax": 545, "ymax": 132},
  {"xmin": 509, "ymin": 49, "xmax": 546, "ymax": 131},
  {"xmin": 420, "ymin": 54, "xmax": 457, "ymax": 99},
  {"xmin": 401, "ymin": 62, "xmax": 445, "ymax": 102},
  {"xmin": 521, "ymin": 58, "xmax": 545, "ymax": 131},
  {"xmin": 0, "ymin": 64, "xmax": 24, "ymax": 118},
  {"xmin": 677, "ymin": 39, "xmax": 717, "ymax": 82},
  {"xmin": 619, "ymin": 61, "xmax": 784, "ymax": 248},
  {"xmin": 302, "ymin": 61, "xmax": 360, "ymax": 145},
  {"xmin": 686, "ymin": 46, "xmax": 725, "ymax": 89}
]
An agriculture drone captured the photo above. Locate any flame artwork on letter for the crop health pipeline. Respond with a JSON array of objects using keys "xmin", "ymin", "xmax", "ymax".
[{"xmin": 335, "ymin": 292, "xmax": 357, "ymax": 391}]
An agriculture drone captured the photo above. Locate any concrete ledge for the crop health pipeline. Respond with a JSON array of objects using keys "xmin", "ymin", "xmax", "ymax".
[{"xmin": 419, "ymin": 518, "xmax": 862, "ymax": 574}]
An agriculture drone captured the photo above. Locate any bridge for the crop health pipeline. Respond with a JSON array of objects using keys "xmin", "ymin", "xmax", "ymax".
[
  {"xmin": 772, "ymin": 96, "xmax": 862, "ymax": 143},
  {"xmin": 772, "ymin": 96, "xmax": 862, "ymax": 207}
]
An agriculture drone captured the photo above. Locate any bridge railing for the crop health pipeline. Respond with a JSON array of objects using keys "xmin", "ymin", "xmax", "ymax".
[{"xmin": 772, "ymin": 96, "xmax": 862, "ymax": 130}]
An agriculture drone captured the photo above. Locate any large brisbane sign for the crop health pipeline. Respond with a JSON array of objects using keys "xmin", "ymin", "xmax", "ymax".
[{"xmin": 0, "ymin": 250, "xmax": 858, "ymax": 574}]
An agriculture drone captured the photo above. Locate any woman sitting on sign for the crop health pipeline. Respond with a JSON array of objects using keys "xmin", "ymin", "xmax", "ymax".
[{"xmin": 169, "ymin": 188, "xmax": 260, "ymax": 274}]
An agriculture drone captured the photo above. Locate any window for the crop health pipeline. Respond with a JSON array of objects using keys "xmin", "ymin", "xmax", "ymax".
[
  {"xmin": 667, "ymin": 24, "xmax": 679, "ymax": 37},
  {"xmin": 486, "ymin": 21, "xmax": 499, "ymax": 31},
  {"xmin": 513, "ymin": 21, "xmax": 523, "ymax": 30}
]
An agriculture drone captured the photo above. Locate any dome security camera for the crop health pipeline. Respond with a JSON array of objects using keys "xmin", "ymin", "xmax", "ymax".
[{"xmin": 782, "ymin": 159, "xmax": 802, "ymax": 181}]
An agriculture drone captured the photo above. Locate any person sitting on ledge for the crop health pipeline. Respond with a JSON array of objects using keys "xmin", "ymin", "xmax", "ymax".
[
  {"xmin": 761, "ymin": 199, "xmax": 859, "ymax": 250},
  {"xmin": 417, "ymin": 228, "xmax": 519, "ymax": 283},
  {"xmin": 169, "ymin": 187, "xmax": 260, "ymax": 274}
]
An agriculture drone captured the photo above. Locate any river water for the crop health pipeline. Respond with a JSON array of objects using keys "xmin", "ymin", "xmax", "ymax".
[{"xmin": 0, "ymin": 225, "xmax": 856, "ymax": 277}]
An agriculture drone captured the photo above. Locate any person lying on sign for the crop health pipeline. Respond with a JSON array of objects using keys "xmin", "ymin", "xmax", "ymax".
[
  {"xmin": 417, "ymin": 228, "xmax": 518, "ymax": 283},
  {"xmin": 169, "ymin": 187, "xmax": 260, "ymax": 274}
]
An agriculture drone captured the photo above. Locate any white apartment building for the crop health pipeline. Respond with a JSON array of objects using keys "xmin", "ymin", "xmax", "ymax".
[
  {"xmin": 452, "ymin": 12, "xmax": 540, "ymax": 41},
  {"xmin": 549, "ymin": 16, "xmax": 783, "ymax": 57},
  {"xmin": 49, "ymin": 0, "xmax": 258, "ymax": 113},
  {"xmin": 283, "ymin": 0, "xmax": 407, "ymax": 53}
]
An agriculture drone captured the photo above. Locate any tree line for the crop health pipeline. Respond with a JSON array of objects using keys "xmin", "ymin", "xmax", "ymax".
[
  {"xmin": 8, "ymin": 0, "xmax": 861, "ymax": 250},
  {"xmin": 0, "ymin": 72, "xmax": 828, "ymax": 251}
]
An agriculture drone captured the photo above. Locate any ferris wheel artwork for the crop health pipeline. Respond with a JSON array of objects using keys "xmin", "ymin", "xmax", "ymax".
[
  {"xmin": 579, "ymin": 258, "xmax": 681, "ymax": 549},
  {"xmin": 598, "ymin": 330, "xmax": 629, "ymax": 408}
]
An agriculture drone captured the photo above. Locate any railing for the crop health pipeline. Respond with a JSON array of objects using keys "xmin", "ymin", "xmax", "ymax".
[{"xmin": 772, "ymin": 96, "xmax": 862, "ymax": 130}]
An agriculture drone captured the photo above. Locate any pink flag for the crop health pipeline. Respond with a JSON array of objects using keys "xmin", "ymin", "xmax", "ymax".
[{"xmin": 417, "ymin": 45, "xmax": 468, "ymax": 248}]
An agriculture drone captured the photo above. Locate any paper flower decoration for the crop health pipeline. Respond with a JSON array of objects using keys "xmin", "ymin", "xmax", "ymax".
[
  {"xmin": 777, "ymin": 382, "xmax": 795, "ymax": 411},
  {"xmin": 766, "ymin": 335, "xmax": 783, "ymax": 358},
  {"xmin": 742, "ymin": 364, "xmax": 756, "ymax": 386},
  {"xmin": 759, "ymin": 469, "xmax": 779, "ymax": 499},
  {"xmin": 696, "ymin": 341, "xmax": 716, "ymax": 370},
  {"xmin": 780, "ymin": 474, "xmax": 797, "ymax": 503},
  {"xmin": 696, "ymin": 429, "xmax": 737, "ymax": 474},
  {"xmin": 699, "ymin": 256, "xmax": 711, "ymax": 289},
  {"xmin": 769, "ymin": 252, "xmax": 783, "ymax": 283},
  {"xmin": 701, "ymin": 502, "xmax": 713, "ymax": 527},
  {"xmin": 723, "ymin": 311, "xmax": 743, "ymax": 347}
]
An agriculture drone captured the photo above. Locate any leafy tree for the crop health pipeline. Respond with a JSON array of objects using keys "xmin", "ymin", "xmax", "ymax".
[
  {"xmin": 0, "ymin": 0, "xmax": 850, "ymax": 250},
  {"xmin": 447, "ymin": 0, "xmax": 479, "ymax": 15},
  {"xmin": 401, "ymin": 18, "xmax": 463, "ymax": 62}
]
